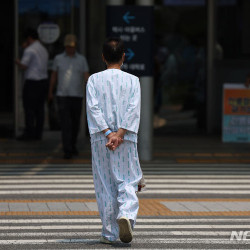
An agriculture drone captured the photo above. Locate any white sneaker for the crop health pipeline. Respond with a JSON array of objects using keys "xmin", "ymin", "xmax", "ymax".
[
  {"xmin": 100, "ymin": 236, "xmax": 114, "ymax": 244},
  {"xmin": 118, "ymin": 217, "xmax": 133, "ymax": 243}
]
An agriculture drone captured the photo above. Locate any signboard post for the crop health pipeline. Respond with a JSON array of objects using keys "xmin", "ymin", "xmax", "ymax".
[
  {"xmin": 106, "ymin": 6, "xmax": 153, "ymax": 77},
  {"xmin": 106, "ymin": 5, "xmax": 154, "ymax": 160},
  {"xmin": 222, "ymin": 83, "xmax": 250, "ymax": 142}
]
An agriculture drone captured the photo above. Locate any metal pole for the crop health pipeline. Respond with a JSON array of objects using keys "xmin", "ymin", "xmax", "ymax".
[
  {"xmin": 136, "ymin": 0, "xmax": 154, "ymax": 161},
  {"xmin": 206, "ymin": 0, "xmax": 216, "ymax": 133},
  {"xmin": 14, "ymin": 0, "xmax": 19, "ymax": 137},
  {"xmin": 79, "ymin": 0, "xmax": 87, "ymax": 139},
  {"xmin": 79, "ymin": 0, "xmax": 86, "ymax": 55},
  {"xmin": 71, "ymin": 0, "xmax": 75, "ymax": 34},
  {"xmin": 138, "ymin": 76, "xmax": 153, "ymax": 161}
]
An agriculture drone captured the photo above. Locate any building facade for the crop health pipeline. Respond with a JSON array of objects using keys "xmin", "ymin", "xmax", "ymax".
[{"xmin": 1, "ymin": 0, "xmax": 250, "ymax": 144}]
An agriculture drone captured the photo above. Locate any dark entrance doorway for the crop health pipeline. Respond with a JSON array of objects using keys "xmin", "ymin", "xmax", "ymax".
[
  {"xmin": 0, "ymin": 1, "xmax": 15, "ymax": 137},
  {"xmin": 153, "ymin": 1, "xmax": 207, "ymax": 135}
]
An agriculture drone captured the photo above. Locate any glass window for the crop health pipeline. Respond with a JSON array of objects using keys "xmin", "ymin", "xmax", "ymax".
[
  {"xmin": 19, "ymin": 0, "xmax": 80, "ymax": 60},
  {"xmin": 217, "ymin": 0, "xmax": 250, "ymax": 59},
  {"xmin": 154, "ymin": 1, "xmax": 207, "ymax": 132},
  {"xmin": 17, "ymin": 0, "xmax": 80, "ymax": 131}
]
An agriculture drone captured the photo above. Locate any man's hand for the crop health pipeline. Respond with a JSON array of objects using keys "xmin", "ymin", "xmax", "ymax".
[
  {"xmin": 105, "ymin": 128, "xmax": 127, "ymax": 151},
  {"xmin": 15, "ymin": 59, "xmax": 27, "ymax": 70},
  {"xmin": 107, "ymin": 132, "xmax": 116, "ymax": 140},
  {"xmin": 15, "ymin": 59, "xmax": 21, "ymax": 65},
  {"xmin": 106, "ymin": 132, "xmax": 116, "ymax": 150},
  {"xmin": 106, "ymin": 134, "xmax": 123, "ymax": 151}
]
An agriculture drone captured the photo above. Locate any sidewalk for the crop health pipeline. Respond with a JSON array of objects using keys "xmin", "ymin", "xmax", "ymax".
[
  {"xmin": 1, "ymin": 198, "xmax": 250, "ymax": 217},
  {"xmin": 0, "ymin": 130, "xmax": 249, "ymax": 164}
]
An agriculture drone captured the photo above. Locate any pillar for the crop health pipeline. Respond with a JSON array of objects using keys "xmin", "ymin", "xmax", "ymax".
[
  {"xmin": 206, "ymin": 0, "xmax": 216, "ymax": 133},
  {"xmin": 136, "ymin": 0, "xmax": 154, "ymax": 161},
  {"xmin": 14, "ymin": 0, "xmax": 19, "ymax": 137}
]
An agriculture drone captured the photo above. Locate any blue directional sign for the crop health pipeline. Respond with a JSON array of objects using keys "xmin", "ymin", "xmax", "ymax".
[
  {"xmin": 106, "ymin": 6, "xmax": 153, "ymax": 77},
  {"xmin": 126, "ymin": 48, "xmax": 134, "ymax": 61},
  {"xmin": 123, "ymin": 11, "xmax": 135, "ymax": 24}
]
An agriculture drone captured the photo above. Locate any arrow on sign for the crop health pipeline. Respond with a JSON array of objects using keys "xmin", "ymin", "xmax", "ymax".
[
  {"xmin": 126, "ymin": 48, "xmax": 135, "ymax": 61},
  {"xmin": 123, "ymin": 11, "xmax": 135, "ymax": 24}
]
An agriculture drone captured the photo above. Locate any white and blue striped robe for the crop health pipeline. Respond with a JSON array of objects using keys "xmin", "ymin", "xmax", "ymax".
[{"xmin": 86, "ymin": 69, "xmax": 143, "ymax": 241}]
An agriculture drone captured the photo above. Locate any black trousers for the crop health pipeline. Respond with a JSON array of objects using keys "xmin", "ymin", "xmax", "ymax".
[
  {"xmin": 23, "ymin": 79, "xmax": 48, "ymax": 139},
  {"xmin": 57, "ymin": 96, "xmax": 83, "ymax": 154}
]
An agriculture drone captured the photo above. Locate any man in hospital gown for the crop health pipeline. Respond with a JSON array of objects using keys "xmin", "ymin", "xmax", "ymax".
[{"xmin": 86, "ymin": 41, "xmax": 143, "ymax": 243}]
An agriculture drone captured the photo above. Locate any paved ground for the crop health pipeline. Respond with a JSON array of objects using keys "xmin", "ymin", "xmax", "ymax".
[
  {"xmin": 0, "ymin": 132, "xmax": 250, "ymax": 249},
  {"xmin": 0, "ymin": 163, "xmax": 250, "ymax": 249}
]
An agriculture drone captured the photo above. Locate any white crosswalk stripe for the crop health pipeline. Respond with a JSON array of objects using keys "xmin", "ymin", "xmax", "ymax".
[
  {"xmin": 0, "ymin": 164, "xmax": 250, "ymax": 196},
  {"xmin": 1, "ymin": 190, "xmax": 250, "ymax": 194},
  {"xmin": 0, "ymin": 238, "xmax": 249, "ymax": 245},
  {"xmin": 2, "ymin": 218, "xmax": 250, "ymax": 223},
  {"xmin": 0, "ymin": 163, "xmax": 250, "ymax": 249},
  {"xmin": 1, "ymin": 224, "xmax": 250, "ymax": 230},
  {"xmin": 0, "ymin": 217, "xmax": 249, "ymax": 248},
  {"xmin": 0, "ymin": 231, "xmax": 242, "ymax": 237}
]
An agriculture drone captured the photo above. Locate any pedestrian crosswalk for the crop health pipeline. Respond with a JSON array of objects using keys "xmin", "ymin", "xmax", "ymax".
[
  {"xmin": 0, "ymin": 164, "xmax": 250, "ymax": 197},
  {"xmin": 0, "ymin": 217, "xmax": 249, "ymax": 249},
  {"xmin": 1, "ymin": 163, "xmax": 250, "ymax": 175},
  {"xmin": 0, "ymin": 163, "xmax": 250, "ymax": 249}
]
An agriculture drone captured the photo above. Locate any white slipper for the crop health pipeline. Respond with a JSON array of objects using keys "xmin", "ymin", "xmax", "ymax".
[
  {"xmin": 100, "ymin": 236, "xmax": 114, "ymax": 244},
  {"xmin": 118, "ymin": 217, "xmax": 133, "ymax": 243}
]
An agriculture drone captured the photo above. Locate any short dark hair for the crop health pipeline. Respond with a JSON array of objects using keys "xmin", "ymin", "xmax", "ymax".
[
  {"xmin": 24, "ymin": 28, "xmax": 39, "ymax": 40},
  {"xmin": 102, "ymin": 37, "xmax": 125, "ymax": 63}
]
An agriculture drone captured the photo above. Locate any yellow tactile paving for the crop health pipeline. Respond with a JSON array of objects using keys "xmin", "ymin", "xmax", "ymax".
[
  {"xmin": 193, "ymin": 153, "xmax": 213, "ymax": 157},
  {"xmin": 1, "ymin": 158, "xmax": 250, "ymax": 164},
  {"xmin": 213, "ymin": 153, "xmax": 233, "ymax": 157},
  {"xmin": 1, "ymin": 152, "xmax": 250, "ymax": 158},
  {"xmin": 0, "ymin": 152, "xmax": 91, "ymax": 157},
  {"xmin": 1, "ymin": 198, "xmax": 250, "ymax": 217},
  {"xmin": 0, "ymin": 159, "xmax": 92, "ymax": 164},
  {"xmin": 153, "ymin": 152, "xmax": 250, "ymax": 157},
  {"xmin": 1, "ymin": 150, "xmax": 250, "ymax": 164},
  {"xmin": 177, "ymin": 159, "xmax": 250, "ymax": 164},
  {"xmin": 138, "ymin": 199, "xmax": 250, "ymax": 216}
]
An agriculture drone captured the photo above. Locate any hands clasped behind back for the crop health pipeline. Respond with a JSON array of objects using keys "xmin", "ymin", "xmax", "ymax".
[{"xmin": 106, "ymin": 132, "xmax": 124, "ymax": 151}]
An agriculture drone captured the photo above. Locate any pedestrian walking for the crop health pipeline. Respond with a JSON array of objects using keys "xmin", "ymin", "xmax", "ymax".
[
  {"xmin": 48, "ymin": 34, "xmax": 89, "ymax": 159},
  {"xmin": 16, "ymin": 28, "xmax": 49, "ymax": 141},
  {"xmin": 86, "ymin": 37, "xmax": 143, "ymax": 244}
]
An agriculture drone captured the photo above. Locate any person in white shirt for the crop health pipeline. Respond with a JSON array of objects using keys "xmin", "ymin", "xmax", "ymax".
[
  {"xmin": 86, "ymin": 37, "xmax": 143, "ymax": 244},
  {"xmin": 16, "ymin": 28, "xmax": 48, "ymax": 141},
  {"xmin": 48, "ymin": 34, "xmax": 89, "ymax": 159}
]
